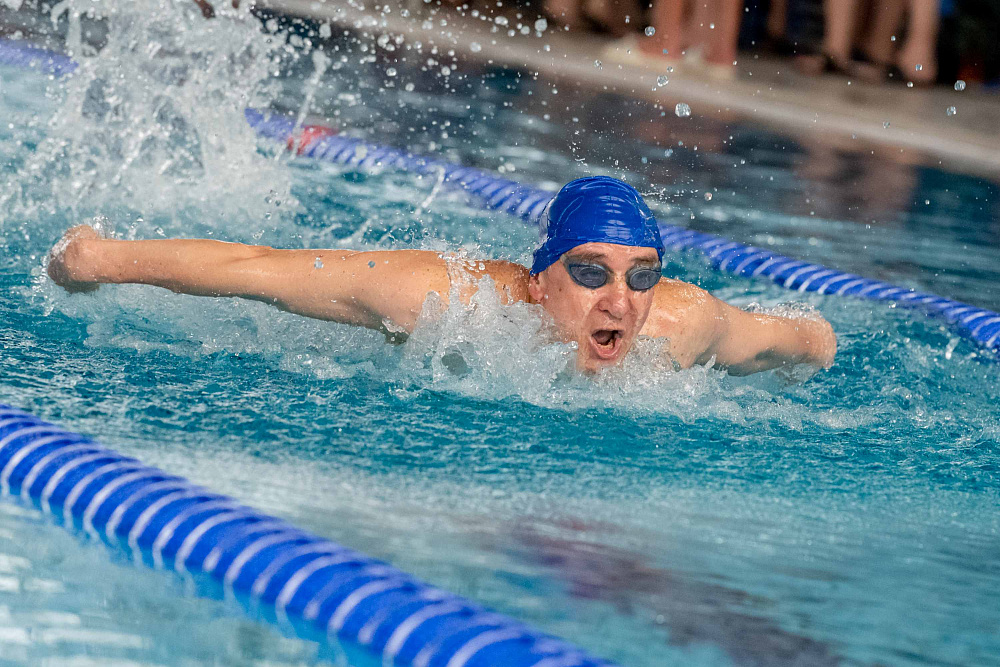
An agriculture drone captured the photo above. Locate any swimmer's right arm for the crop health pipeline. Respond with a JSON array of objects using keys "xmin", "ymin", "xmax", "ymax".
[{"xmin": 47, "ymin": 225, "xmax": 452, "ymax": 334}]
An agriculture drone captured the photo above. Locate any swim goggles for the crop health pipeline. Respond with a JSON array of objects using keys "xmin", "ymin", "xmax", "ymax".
[{"xmin": 561, "ymin": 258, "xmax": 662, "ymax": 292}]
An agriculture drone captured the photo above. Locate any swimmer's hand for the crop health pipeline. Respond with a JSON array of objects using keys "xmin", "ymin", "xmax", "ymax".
[{"xmin": 47, "ymin": 225, "xmax": 102, "ymax": 294}]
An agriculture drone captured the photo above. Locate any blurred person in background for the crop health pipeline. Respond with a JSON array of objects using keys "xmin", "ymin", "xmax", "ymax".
[
  {"xmin": 796, "ymin": 0, "xmax": 941, "ymax": 85},
  {"xmin": 599, "ymin": 0, "xmax": 744, "ymax": 78},
  {"xmin": 544, "ymin": 0, "xmax": 642, "ymax": 37},
  {"xmin": 644, "ymin": 0, "xmax": 744, "ymax": 73}
]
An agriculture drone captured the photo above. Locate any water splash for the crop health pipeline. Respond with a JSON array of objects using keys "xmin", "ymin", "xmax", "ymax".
[{"xmin": 1, "ymin": 0, "xmax": 297, "ymax": 233}]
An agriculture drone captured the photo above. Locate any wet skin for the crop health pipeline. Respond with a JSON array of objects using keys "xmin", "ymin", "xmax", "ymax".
[
  {"xmin": 48, "ymin": 226, "xmax": 837, "ymax": 376},
  {"xmin": 528, "ymin": 244, "xmax": 660, "ymax": 372}
]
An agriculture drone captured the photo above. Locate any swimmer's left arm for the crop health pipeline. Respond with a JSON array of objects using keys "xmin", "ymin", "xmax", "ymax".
[{"xmin": 701, "ymin": 297, "xmax": 837, "ymax": 376}]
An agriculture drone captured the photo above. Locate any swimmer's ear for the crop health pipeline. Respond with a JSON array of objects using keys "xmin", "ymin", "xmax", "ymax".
[{"xmin": 527, "ymin": 272, "xmax": 545, "ymax": 303}]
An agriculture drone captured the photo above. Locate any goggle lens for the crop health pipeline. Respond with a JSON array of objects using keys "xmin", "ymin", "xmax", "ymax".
[
  {"xmin": 566, "ymin": 263, "xmax": 609, "ymax": 288},
  {"xmin": 563, "ymin": 261, "xmax": 662, "ymax": 292}
]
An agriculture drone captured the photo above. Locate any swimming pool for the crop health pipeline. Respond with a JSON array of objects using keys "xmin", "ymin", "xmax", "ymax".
[{"xmin": 1, "ymin": 2, "xmax": 999, "ymax": 665}]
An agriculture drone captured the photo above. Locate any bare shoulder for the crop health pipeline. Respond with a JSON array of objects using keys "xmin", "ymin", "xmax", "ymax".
[
  {"xmin": 642, "ymin": 279, "xmax": 721, "ymax": 335},
  {"xmin": 447, "ymin": 257, "xmax": 532, "ymax": 304},
  {"xmin": 640, "ymin": 279, "xmax": 725, "ymax": 367},
  {"xmin": 345, "ymin": 250, "xmax": 530, "ymax": 306}
]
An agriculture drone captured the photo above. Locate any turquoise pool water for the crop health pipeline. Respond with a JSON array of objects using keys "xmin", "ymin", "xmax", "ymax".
[{"xmin": 1, "ymin": 3, "xmax": 999, "ymax": 666}]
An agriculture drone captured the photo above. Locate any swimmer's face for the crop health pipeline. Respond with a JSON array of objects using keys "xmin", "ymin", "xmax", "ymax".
[{"xmin": 529, "ymin": 242, "xmax": 660, "ymax": 372}]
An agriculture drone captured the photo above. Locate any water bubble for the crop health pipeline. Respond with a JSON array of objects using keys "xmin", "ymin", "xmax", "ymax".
[
  {"xmin": 954, "ymin": 80, "xmax": 966, "ymax": 91},
  {"xmin": 593, "ymin": 59, "xmax": 602, "ymax": 68},
  {"xmin": 534, "ymin": 18, "xmax": 548, "ymax": 31},
  {"xmin": 675, "ymin": 102, "xmax": 691, "ymax": 117},
  {"xmin": 644, "ymin": 26, "xmax": 655, "ymax": 36},
  {"xmin": 314, "ymin": 257, "xmax": 324, "ymax": 269},
  {"xmin": 946, "ymin": 106, "xmax": 957, "ymax": 116},
  {"xmin": 883, "ymin": 121, "xmax": 890, "ymax": 128},
  {"xmin": 470, "ymin": 41, "xmax": 482, "ymax": 52},
  {"xmin": 667, "ymin": 66, "xmax": 674, "ymax": 72},
  {"xmin": 704, "ymin": 192, "xmax": 713, "ymax": 201},
  {"xmin": 890, "ymin": 35, "xmax": 897, "ymax": 41},
  {"xmin": 915, "ymin": 64, "xmax": 922, "ymax": 71},
  {"xmin": 656, "ymin": 75, "xmax": 668, "ymax": 87},
  {"xmin": 709, "ymin": 22, "xmax": 715, "ymax": 29}
]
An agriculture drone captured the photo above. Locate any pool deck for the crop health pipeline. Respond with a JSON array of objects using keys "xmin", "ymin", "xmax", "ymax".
[{"xmin": 264, "ymin": 0, "xmax": 1000, "ymax": 179}]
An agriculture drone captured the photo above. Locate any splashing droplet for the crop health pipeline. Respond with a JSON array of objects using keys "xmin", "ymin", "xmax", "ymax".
[
  {"xmin": 946, "ymin": 106, "xmax": 957, "ymax": 116},
  {"xmin": 470, "ymin": 41, "xmax": 482, "ymax": 53},
  {"xmin": 890, "ymin": 35, "xmax": 897, "ymax": 41},
  {"xmin": 314, "ymin": 257, "xmax": 324, "ymax": 269},
  {"xmin": 594, "ymin": 59, "xmax": 602, "ymax": 68},
  {"xmin": 915, "ymin": 64, "xmax": 923, "ymax": 71},
  {"xmin": 386, "ymin": 67, "xmax": 397, "ymax": 77},
  {"xmin": 534, "ymin": 18, "xmax": 548, "ymax": 31},
  {"xmin": 675, "ymin": 103, "xmax": 691, "ymax": 117},
  {"xmin": 704, "ymin": 192, "xmax": 713, "ymax": 201},
  {"xmin": 657, "ymin": 75, "xmax": 668, "ymax": 87},
  {"xmin": 404, "ymin": 82, "xmax": 415, "ymax": 92},
  {"xmin": 954, "ymin": 80, "xmax": 966, "ymax": 91},
  {"xmin": 883, "ymin": 121, "xmax": 890, "ymax": 128},
  {"xmin": 644, "ymin": 26, "xmax": 655, "ymax": 36}
]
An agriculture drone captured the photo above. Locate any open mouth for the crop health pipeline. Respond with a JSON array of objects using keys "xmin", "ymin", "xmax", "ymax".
[{"xmin": 589, "ymin": 329, "xmax": 623, "ymax": 360}]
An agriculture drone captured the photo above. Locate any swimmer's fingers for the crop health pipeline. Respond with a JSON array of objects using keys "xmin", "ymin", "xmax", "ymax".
[
  {"xmin": 47, "ymin": 225, "xmax": 102, "ymax": 294},
  {"xmin": 774, "ymin": 362, "xmax": 821, "ymax": 385}
]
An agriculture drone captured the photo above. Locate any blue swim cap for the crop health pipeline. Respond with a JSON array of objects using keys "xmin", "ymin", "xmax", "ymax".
[{"xmin": 530, "ymin": 176, "xmax": 664, "ymax": 275}]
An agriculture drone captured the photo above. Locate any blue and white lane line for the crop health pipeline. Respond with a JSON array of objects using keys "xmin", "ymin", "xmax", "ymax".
[
  {"xmin": 1, "ymin": 38, "xmax": 997, "ymax": 354},
  {"xmin": 0, "ymin": 405, "xmax": 617, "ymax": 667}
]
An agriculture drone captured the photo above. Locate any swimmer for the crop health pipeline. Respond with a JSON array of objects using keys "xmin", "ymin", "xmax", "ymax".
[{"xmin": 47, "ymin": 176, "xmax": 836, "ymax": 376}]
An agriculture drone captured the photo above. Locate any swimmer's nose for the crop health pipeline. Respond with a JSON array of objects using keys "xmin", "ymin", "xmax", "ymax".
[{"xmin": 598, "ymin": 278, "xmax": 630, "ymax": 319}]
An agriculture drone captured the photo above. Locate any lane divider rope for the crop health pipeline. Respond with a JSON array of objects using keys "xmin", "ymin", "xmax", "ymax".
[
  {"xmin": 2, "ymin": 38, "xmax": 997, "ymax": 354},
  {"xmin": 0, "ymin": 406, "xmax": 617, "ymax": 667}
]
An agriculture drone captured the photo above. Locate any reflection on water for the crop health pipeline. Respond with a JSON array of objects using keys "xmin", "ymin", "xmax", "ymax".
[{"xmin": 503, "ymin": 519, "xmax": 842, "ymax": 667}]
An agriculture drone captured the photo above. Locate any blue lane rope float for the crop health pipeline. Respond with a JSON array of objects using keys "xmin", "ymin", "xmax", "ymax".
[
  {"xmin": 0, "ymin": 405, "xmax": 617, "ymax": 667},
  {"xmin": 1, "ymin": 38, "xmax": 997, "ymax": 353}
]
